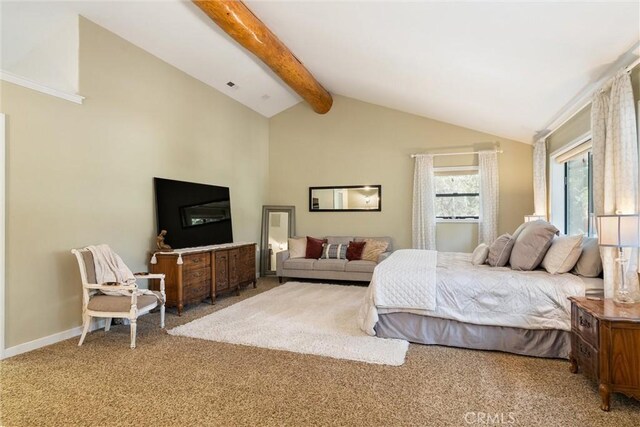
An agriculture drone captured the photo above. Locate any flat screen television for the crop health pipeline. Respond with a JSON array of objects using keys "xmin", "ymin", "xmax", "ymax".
[{"xmin": 154, "ymin": 177, "xmax": 233, "ymax": 249}]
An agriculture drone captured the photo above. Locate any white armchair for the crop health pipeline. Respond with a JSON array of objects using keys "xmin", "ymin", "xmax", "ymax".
[{"xmin": 71, "ymin": 248, "xmax": 166, "ymax": 349}]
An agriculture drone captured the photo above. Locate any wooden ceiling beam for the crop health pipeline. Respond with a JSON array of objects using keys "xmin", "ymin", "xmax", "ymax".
[{"xmin": 193, "ymin": 0, "xmax": 333, "ymax": 114}]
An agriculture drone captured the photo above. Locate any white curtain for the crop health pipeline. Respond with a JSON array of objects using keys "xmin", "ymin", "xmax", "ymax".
[
  {"xmin": 533, "ymin": 139, "xmax": 547, "ymax": 216},
  {"xmin": 478, "ymin": 151, "xmax": 499, "ymax": 245},
  {"xmin": 412, "ymin": 155, "xmax": 436, "ymax": 249},
  {"xmin": 591, "ymin": 72, "xmax": 639, "ymax": 299}
]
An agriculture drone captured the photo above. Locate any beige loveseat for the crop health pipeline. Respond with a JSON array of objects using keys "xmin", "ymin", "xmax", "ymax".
[{"xmin": 276, "ymin": 236, "xmax": 393, "ymax": 283}]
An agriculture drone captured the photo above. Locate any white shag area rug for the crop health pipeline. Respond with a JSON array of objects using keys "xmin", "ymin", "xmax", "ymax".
[{"xmin": 168, "ymin": 281, "xmax": 409, "ymax": 366}]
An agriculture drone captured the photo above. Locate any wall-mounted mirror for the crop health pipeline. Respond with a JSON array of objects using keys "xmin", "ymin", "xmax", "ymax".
[
  {"xmin": 309, "ymin": 185, "xmax": 382, "ymax": 212},
  {"xmin": 260, "ymin": 206, "xmax": 296, "ymax": 276}
]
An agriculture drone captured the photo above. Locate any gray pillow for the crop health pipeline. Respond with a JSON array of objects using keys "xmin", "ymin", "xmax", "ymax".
[
  {"xmin": 572, "ymin": 237, "xmax": 603, "ymax": 278},
  {"xmin": 512, "ymin": 222, "xmax": 530, "ymax": 241},
  {"xmin": 487, "ymin": 234, "xmax": 515, "ymax": 267},
  {"xmin": 510, "ymin": 220, "xmax": 559, "ymax": 271}
]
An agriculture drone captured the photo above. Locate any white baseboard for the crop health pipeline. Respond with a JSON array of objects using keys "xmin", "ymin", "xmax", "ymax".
[{"xmin": 2, "ymin": 319, "xmax": 105, "ymax": 360}]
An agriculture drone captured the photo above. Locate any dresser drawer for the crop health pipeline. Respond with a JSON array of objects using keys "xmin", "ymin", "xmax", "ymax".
[
  {"xmin": 183, "ymin": 253, "xmax": 211, "ymax": 269},
  {"xmin": 183, "ymin": 266, "xmax": 211, "ymax": 285},
  {"xmin": 573, "ymin": 333, "xmax": 599, "ymax": 381},
  {"xmin": 574, "ymin": 305, "xmax": 599, "ymax": 347},
  {"xmin": 183, "ymin": 278, "xmax": 210, "ymax": 302}
]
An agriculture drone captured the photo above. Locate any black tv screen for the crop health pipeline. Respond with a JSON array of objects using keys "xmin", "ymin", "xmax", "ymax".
[{"xmin": 154, "ymin": 178, "xmax": 233, "ymax": 249}]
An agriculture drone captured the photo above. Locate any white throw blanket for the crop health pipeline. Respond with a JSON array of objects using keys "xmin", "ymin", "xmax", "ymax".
[
  {"xmin": 86, "ymin": 244, "xmax": 160, "ymax": 302},
  {"xmin": 358, "ymin": 249, "xmax": 438, "ymax": 335}
]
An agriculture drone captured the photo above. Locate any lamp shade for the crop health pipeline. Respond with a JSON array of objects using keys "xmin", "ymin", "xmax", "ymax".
[
  {"xmin": 524, "ymin": 214, "xmax": 547, "ymax": 223},
  {"xmin": 597, "ymin": 214, "xmax": 640, "ymax": 248}
]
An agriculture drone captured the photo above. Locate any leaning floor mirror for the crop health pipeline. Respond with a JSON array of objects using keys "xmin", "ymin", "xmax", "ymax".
[{"xmin": 260, "ymin": 206, "xmax": 296, "ymax": 277}]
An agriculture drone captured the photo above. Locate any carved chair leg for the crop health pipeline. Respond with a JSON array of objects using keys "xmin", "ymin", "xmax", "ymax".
[
  {"xmin": 130, "ymin": 318, "xmax": 137, "ymax": 349},
  {"xmin": 160, "ymin": 303, "xmax": 165, "ymax": 329},
  {"xmin": 78, "ymin": 314, "xmax": 91, "ymax": 346},
  {"xmin": 104, "ymin": 317, "xmax": 112, "ymax": 332}
]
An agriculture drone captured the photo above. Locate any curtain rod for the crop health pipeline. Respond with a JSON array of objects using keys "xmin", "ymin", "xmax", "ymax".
[
  {"xmin": 410, "ymin": 149, "xmax": 503, "ymax": 158},
  {"xmin": 537, "ymin": 42, "xmax": 640, "ymax": 141}
]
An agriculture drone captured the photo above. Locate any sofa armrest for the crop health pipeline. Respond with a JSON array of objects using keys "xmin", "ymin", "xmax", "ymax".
[
  {"xmin": 377, "ymin": 251, "xmax": 392, "ymax": 264},
  {"xmin": 276, "ymin": 250, "xmax": 290, "ymax": 277}
]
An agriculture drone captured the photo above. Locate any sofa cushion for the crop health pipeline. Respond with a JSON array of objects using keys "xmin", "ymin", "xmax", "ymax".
[
  {"xmin": 288, "ymin": 237, "xmax": 307, "ymax": 259},
  {"xmin": 305, "ymin": 236, "xmax": 326, "ymax": 259},
  {"xmin": 320, "ymin": 243, "xmax": 348, "ymax": 259},
  {"xmin": 283, "ymin": 258, "xmax": 316, "ymax": 271},
  {"xmin": 345, "ymin": 260, "xmax": 377, "ymax": 273},
  {"xmin": 326, "ymin": 236, "xmax": 354, "ymax": 245},
  {"xmin": 313, "ymin": 259, "xmax": 347, "ymax": 271},
  {"xmin": 355, "ymin": 236, "xmax": 393, "ymax": 252},
  {"xmin": 361, "ymin": 239, "xmax": 389, "ymax": 262},
  {"xmin": 346, "ymin": 241, "xmax": 366, "ymax": 261}
]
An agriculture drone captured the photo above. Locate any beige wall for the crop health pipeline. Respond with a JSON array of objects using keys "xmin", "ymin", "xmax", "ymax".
[
  {"xmin": 268, "ymin": 95, "xmax": 534, "ymax": 251},
  {"xmin": 0, "ymin": 18, "xmax": 269, "ymax": 347}
]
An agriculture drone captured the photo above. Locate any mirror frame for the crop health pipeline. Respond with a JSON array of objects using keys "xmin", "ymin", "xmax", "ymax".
[
  {"xmin": 308, "ymin": 185, "xmax": 382, "ymax": 212},
  {"xmin": 260, "ymin": 205, "xmax": 296, "ymax": 277}
]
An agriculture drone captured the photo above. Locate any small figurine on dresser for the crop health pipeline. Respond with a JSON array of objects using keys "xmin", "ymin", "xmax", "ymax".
[{"xmin": 156, "ymin": 230, "xmax": 172, "ymax": 251}]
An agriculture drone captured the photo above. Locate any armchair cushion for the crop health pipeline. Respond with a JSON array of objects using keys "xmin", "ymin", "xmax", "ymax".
[{"xmin": 88, "ymin": 293, "xmax": 160, "ymax": 312}]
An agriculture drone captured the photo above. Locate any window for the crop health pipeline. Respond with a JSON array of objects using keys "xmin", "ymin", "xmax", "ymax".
[
  {"xmin": 564, "ymin": 149, "xmax": 594, "ymax": 236},
  {"xmin": 434, "ymin": 169, "xmax": 480, "ymax": 220}
]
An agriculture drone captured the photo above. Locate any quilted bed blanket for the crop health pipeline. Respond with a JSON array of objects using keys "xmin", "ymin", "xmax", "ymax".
[{"xmin": 358, "ymin": 251, "xmax": 586, "ymax": 336}]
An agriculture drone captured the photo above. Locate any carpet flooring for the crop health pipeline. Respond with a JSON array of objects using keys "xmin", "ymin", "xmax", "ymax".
[{"xmin": 1, "ymin": 277, "xmax": 638, "ymax": 426}]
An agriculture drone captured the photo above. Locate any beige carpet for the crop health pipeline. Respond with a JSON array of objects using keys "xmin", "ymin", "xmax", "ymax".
[
  {"xmin": 1, "ymin": 277, "xmax": 638, "ymax": 426},
  {"xmin": 169, "ymin": 282, "xmax": 408, "ymax": 366}
]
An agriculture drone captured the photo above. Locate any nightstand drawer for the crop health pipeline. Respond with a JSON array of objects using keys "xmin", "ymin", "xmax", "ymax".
[
  {"xmin": 573, "ymin": 333, "xmax": 599, "ymax": 381},
  {"xmin": 574, "ymin": 305, "xmax": 599, "ymax": 347}
]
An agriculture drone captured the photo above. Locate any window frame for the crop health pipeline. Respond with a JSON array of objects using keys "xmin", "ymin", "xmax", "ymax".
[{"xmin": 434, "ymin": 166, "xmax": 480, "ymax": 223}]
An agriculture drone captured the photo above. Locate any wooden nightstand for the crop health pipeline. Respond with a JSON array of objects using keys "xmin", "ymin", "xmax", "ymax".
[{"xmin": 569, "ymin": 297, "xmax": 640, "ymax": 411}]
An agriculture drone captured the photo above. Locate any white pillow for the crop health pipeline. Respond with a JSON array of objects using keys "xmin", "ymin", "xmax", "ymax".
[
  {"xmin": 541, "ymin": 235, "xmax": 584, "ymax": 274},
  {"xmin": 287, "ymin": 237, "xmax": 307, "ymax": 259},
  {"xmin": 471, "ymin": 243, "xmax": 490, "ymax": 265}
]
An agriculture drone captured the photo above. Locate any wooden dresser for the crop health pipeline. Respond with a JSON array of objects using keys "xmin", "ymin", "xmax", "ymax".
[
  {"xmin": 149, "ymin": 243, "xmax": 256, "ymax": 315},
  {"xmin": 568, "ymin": 297, "xmax": 640, "ymax": 411}
]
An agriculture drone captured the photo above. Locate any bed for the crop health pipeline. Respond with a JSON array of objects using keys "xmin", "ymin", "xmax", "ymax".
[{"xmin": 357, "ymin": 249, "xmax": 603, "ymax": 359}]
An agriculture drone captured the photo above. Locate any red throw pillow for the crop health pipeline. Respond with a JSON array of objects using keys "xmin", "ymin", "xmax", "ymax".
[
  {"xmin": 305, "ymin": 236, "xmax": 326, "ymax": 259},
  {"xmin": 346, "ymin": 241, "xmax": 366, "ymax": 261}
]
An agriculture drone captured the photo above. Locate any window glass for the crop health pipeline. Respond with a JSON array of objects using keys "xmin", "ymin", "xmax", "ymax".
[
  {"xmin": 434, "ymin": 173, "xmax": 480, "ymax": 219},
  {"xmin": 565, "ymin": 151, "xmax": 593, "ymax": 236}
]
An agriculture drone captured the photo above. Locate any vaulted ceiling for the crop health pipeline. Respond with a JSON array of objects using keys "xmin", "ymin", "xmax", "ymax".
[{"xmin": 2, "ymin": 1, "xmax": 639, "ymax": 143}]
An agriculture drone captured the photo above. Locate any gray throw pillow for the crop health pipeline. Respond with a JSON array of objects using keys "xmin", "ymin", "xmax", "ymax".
[
  {"xmin": 512, "ymin": 222, "xmax": 530, "ymax": 241},
  {"xmin": 487, "ymin": 234, "xmax": 515, "ymax": 267},
  {"xmin": 510, "ymin": 220, "xmax": 559, "ymax": 271},
  {"xmin": 572, "ymin": 237, "xmax": 603, "ymax": 278}
]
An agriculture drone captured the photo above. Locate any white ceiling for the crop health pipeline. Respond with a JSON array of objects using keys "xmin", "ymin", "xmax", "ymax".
[{"xmin": 2, "ymin": 1, "xmax": 639, "ymax": 143}]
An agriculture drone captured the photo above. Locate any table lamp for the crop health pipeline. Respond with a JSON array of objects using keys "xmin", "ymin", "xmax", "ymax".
[{"xmin": 597, "ymin": 214, "xmax": 640, "ymax": 304}]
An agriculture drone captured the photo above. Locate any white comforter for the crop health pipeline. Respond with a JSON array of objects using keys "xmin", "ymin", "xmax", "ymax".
[{"xmin": 358, "ymin": 251, "xmax": 586, "ymax": 335}]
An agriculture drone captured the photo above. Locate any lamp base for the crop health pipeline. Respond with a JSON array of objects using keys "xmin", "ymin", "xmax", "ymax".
[{"xmin": 613, "ymin": 288, "xmax": 636, "ymax": 305}]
